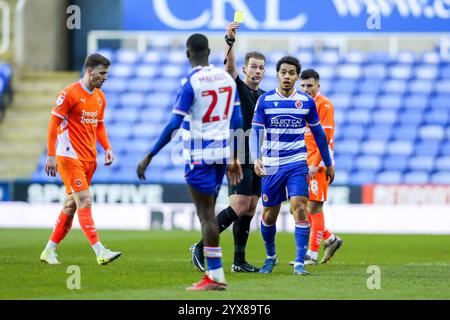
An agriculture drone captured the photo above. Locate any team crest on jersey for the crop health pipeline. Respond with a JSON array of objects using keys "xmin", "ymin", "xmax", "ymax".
[
  {"xmin": 295, "ymin": 100, "xmax": 303, "ymax": 109},
  {"xmin": 263, "ymin": 194, "xmax": 269, "ymax": 202},
  {"xmin": 56, "ymin": 95, "xmax": 65, "ymax": 107},
  {"xmin": 98, "ymin": 98, "xmax": 102, "ymax": 106},
  {"xmin": 75, "ymin": 179, "xmax": 82, "ymax": 187}
]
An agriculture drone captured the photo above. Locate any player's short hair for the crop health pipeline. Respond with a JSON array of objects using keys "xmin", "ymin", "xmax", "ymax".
[
  {"xmin": 186, "ymin": 33, "xmax": 209, "ymax": 54},
  {"xmin": 244, "ymin": 51, "xmax": 266, "ymax": 66},
  {"xmin": 276, "ymin": 56, "xmax": 301, "ymax": 75},
  {"xmin": 84, "ymin": 54, "xmax": 111, "ymax": 70},
  {"xmin": 301, "ymin": 69, "xmax": 320, "ymax": 81}
]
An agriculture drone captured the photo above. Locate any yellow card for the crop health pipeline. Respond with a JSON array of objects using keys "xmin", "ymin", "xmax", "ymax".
[{"xmin": 234, "ymin": 11, "xmax": 244, "ymax": 23}]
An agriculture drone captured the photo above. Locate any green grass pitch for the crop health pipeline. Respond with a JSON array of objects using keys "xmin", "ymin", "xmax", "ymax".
[{"xmin": 0, "ymin": 228, "xmax": 449, "ymax": 300}]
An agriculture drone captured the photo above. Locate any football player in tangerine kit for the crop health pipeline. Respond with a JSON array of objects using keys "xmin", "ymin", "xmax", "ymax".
[
  {"xmin": 40, "ymin": 54, "xmax": 121, "ymax": 265},
  {"xmin": 300, "ymin": 69, "xmax": 342, "ymax": 265}
]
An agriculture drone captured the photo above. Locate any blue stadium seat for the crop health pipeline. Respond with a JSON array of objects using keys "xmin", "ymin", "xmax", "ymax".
[
  {"xmin": 116, "ymin": 49, "xmax": 141, "ymax": 64},
  {"xmin": 367, "ymin": 124, "xmax": 393, "ymax": 140},
  {"xmin": 332, "ymin": 79, "xmax": 358, "ymax": 94},
  {"xmin": 435, "ymin": 80, "xmax": 450, "ymax": 94},
  {"xmin": 145, "ymin": 93, "xmax": 174, "ymax": 109},
  {"xmin": 339, "ymin": 124, "xmax": 365, "ymax": 140},
  {"xmin": 386, "ymin": 140, "xmax": 413, "ymax": 156},
  {"xmin": 434, "ymin": 156, "xmax": 450, "ymax": 171},
  {"xmin": 396, "ymin": 51, "xmax": 417, "ymax": 64},
  {"xmin": 361, "ymin": 140, "xmax": 387, "ymax": 155},
  {"xmin": 398, "ymin": 110, "xmax": 423, "ymax": 125},
  {"xmin": 167, "ymin": 51, "xmax": 188, "ymax": 64},
  {"xmin": 161, "ymin": 167, "xmax": 185, "ymax": 183},
  {"xmin": 407, "ymin": 156, "xmax": 434, "ymax": 171},
  {"xmin": 414, "ymin": 140, "xmax": 440, "ymax": 157},
  {"xmin": 418, "ymin": 125, "xmax": 445, "ymax": 140},
  {"xmin": 368, "ymin": 52, "xmax": 390, "ymax": 64},
  {"xmin": 336, "ymin": 139, "xmax": 360, "ymax": 155},
  {"xmin": 346, "ymin": 109, "xmax": 370, "ymax": 125},
  {"xmin": 337, "ymin": 64, "xmax": 362, "ymax": 79},
  {"xmin": 334, "ymin": 109, "xmax": 345, "ymax": 125},
  {"xmin": 377, "ymin": 94, "xmax": 403, "ymax": 109},
  {"xmin": 126, "ymin": 78, "xmax": 154, "ymax": 93},
  {"xmin": 393, "ymin": 124, "xmax": 418, "ymax": 140},
  {"xmin": 354, "ymin": 155, "xmax": 382, "ymax": 171},
  {"xmin": 105, "ymin": 93, "xmax": 121, "ymax": 109},
  {"xmin": 121, "ymin": 139, "xmax": 152, "ymax": 155},
  {"xmin": 135, "ymin": 64, "xmax": 158, "ymax": 78},
  {"xmin": 107, "ymin": 124, "xmax": 132, "ymax": 140},
  {"xmin": 351, "ymin": 171, "xmax": 376, "ymax": 185},
  {"xmin": 161, "ymin": 65, "xmax": 185, "ymax": 78},
  {"xmin": 375, "ymin": 171, "xmax": 402, "ymax": 184},
  {"xmin": 372, "ymin": 110, "xmax": 397, "ymax": 125},
  {"xmin": 109, "ymin": 64, "xmax": 133, "ymax": 78},
  {"xmin": 440, "ymin": 142, "xmax": 450, "ymax": 156},
  {"xmin": 381, "ymin": 80, "xmax": 407, "ymax": 95},
  {"xmin": 142, "ymin": 51, "xmax": 162, "ymax": 64},
  {"xmin": 333, "ymin": 170, "xmax": 349, "ymax": 185},
  {"xmin": 359, "ymin": 79, "xmax": 382, "ymax": 94},
  {"xmin": 421, "ymin": 51, "xmax": 440, "ymax": 65},
  {"xmin": 403, "ymin": 171, "xmax": 429, "ymax": 184},
  {"xmin": 344, "ymin": 51, "xmax": 367, "ymax": 64},
  {"xmin": 131, "ymin": 124, "xmax": 160, "ymax": 139},
  {"xmin": 102, "ymin": 78, "xmax": 128, "ymax": 93},
  {"xmin": 408, "ymin": 80, "xmax": 433, "ymax": 95},
  {"xmin": 150, "ymin": 152, "xmax": 173, "ymax": 169},
  {"xmin": 389, "ymin": 65, "xmax": 412, "ymax": 80},
  {"xmin": 120, "ymin": 93, "xmax": 145, "ymax": 109},
  {"xmin": 327, "ymin": 94, "xmax": 352, "ymax": 109},
  {"xmin": 430, "ymin": 171, "xmax": 450, "ymax": 184},
  {"xmin": 316, "ymin": 51, "xmax": 340, "ymax": 64},
  {"xmin": 334, "ymin": 154, "xmax": 354, "ymax": 172},
  {"xmin": 403, "ymin": 94, "xmax": 429, "ymax": 110},
  {"xmin": 363, "ymin": 64, "xmax": 387, "ymax": 79},
  {"xmin": 152, "ymin": 78, "xmax": 181, "ymax": 94},
  {"xmin": 441, "ymin": 66, "xmax": 450, "ymax": 79},
  {"xmin": 430, "ymin": 95, "xmax": 450, "ymax": 110},
  {"xmin": 352, "ymin": 94, "xmax": 377, "ymax": 109},
  {"xmin": 414, "ymin": 65, "xmax": 438, "ymax": 80},
  {"xmin": 112, "ymin": 108, "xmax": 139, "ymax": 124},
  {"xmin": 423, "ymin": 110, "xmax": 449, "ymax": 126},
  {"xmin": 383, "ymin": 155, "xmax": 408, "ymax": 171}
]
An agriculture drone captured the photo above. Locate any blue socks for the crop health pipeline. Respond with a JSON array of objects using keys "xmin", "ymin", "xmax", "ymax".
[
  {"xmin": 295, "ymin": 222, "xmax": 310, "ymax": 264},
  {"xmin": 261, "ymin": 220, "xmax": 276, "ymax": 257}
]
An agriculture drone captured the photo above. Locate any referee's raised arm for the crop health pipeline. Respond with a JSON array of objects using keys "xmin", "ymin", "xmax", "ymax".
[{"xmin": 224, "ymin": 22, "xmax": 240, "ymax": 79}]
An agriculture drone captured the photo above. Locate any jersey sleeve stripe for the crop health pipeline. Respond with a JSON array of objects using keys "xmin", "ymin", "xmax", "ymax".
[
  {"xmin": 173, "ymin": 109, "xmax": 188, "ymax": 116},
  {"xmin": 252, "ymin": 121, "xmax": 264, "ymax": 127},
  {"xmin": 308, "ymin": 120, "xmax": 320, "ymax": 127},
  {"xmin": 322, "ymin": 125, "xmax": 333, "ymax": 129},
  {"xmin": 51, "ymin": 111, "xmax": 65, "ymax": 119}
]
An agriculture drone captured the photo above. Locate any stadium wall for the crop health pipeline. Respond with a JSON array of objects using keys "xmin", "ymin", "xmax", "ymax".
[{"xmin": 0, "ymin": 202, "xmax": 449, "ymax": 234}]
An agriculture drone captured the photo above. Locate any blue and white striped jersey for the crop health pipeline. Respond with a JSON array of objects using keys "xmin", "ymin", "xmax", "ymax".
[
  {"xmin": 252, "ymin": 88, "xmax": 320, "ymax": 167},
  {"xmin": 172, "ymin": 65, "xmax": 237, "ymax": 164}
]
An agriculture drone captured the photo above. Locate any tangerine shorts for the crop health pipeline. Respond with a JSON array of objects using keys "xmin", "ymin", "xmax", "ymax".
[
  {"xmin": 57, "ymin": 156, "xmax": 96, "ymax": 194},
  {"xmin": 308, "ymin": 167, "xmax": 329, "ymax": 202}
]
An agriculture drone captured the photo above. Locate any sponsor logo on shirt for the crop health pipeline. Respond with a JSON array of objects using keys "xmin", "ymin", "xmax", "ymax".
[
  {"xmin": 80, "ymin": 110, "xmax": 98, "ymax": 125},
  {"xmin": 270, "ymin": 115, "xmax": 303, "ymax": 128}
]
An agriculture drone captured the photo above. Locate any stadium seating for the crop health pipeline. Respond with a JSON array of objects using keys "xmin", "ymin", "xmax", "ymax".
[{"xmin": 31, "ymin": 49, "xmax": 450, "ymax": 185}]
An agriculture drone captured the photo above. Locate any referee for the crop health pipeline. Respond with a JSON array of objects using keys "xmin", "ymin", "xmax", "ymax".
[{"xmin": 190, "ymin": 22, "xmax": 266, "ymax": 273}]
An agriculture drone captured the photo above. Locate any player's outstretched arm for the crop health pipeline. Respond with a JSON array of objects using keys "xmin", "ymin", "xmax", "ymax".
[
  {"xmin": 309, "ymin": 124, "xmax": 334, "ymax": 184},
  {"xmin": 225, "ymin": 22, "xmax": 240, "ymax": 79},
  {"xmin": 137, "ymin": 113, "xmax": 184, "ymax": 181},
  {"xmin": 45, "ymin": 114, "xmax": 63, "ymax": 177}
]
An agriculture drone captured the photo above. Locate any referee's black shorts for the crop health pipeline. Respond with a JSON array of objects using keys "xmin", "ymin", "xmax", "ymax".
[{"xmin": 228, "ymin": 165, "xmax": 261, "ymax": 197}]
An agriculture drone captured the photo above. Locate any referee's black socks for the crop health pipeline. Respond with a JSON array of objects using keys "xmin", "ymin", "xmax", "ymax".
[
  {"xmin": 197, "ymin": 206, "xmax": 238, "ymax": 248},
  {"xmin": 233, "ymin": 215, "xmax": 253, "ymax": 264}
]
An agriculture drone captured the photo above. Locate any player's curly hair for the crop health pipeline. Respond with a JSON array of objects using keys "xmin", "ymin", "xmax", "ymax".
[{"xmin": 276, "ymin": 56, "xmax": 301, "ymax": 75}]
